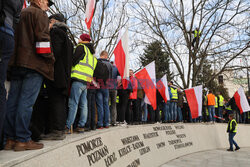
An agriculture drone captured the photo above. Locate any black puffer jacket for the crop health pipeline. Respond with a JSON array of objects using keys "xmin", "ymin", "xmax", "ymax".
[{"xmin": 47, "ymin": 22, "xmax": 73, "ymax": 94}]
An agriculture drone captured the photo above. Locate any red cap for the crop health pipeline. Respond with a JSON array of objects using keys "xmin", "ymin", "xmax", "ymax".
[{"xmin": 80, "ymin": 34, "xmax": 91, "ymax": 42}]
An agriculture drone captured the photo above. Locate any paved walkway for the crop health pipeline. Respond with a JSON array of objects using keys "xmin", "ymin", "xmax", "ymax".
[{"xmin": 161, "ymin": 148, "xmax": 250, "ymax": 167}]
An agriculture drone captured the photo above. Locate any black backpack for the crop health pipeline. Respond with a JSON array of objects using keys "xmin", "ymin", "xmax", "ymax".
[{"xmin": 93, "ymin": 59, "xmax": 110, "ymax": 84}]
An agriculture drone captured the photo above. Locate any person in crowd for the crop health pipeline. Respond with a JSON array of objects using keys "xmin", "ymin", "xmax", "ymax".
[
  {"xmin": 136, "ymin": 81, "xmax": 144, "ymax": 124},
  {"xmin": 109, "ymin": 61, "xmax": 120, "ymax": 126},
  {"xmin": 218, "ymin": 91, "xmax": 224, "ymax": 123},
  {"xmin": 41, "ymin": 13, "xmax": 73, "ymax": 140},
  {"xmin": 66, "ymin": 34, "xmax": 97, "ymax": 133},
  {"xmin": 141, "ymin": 94, "xmax": 148, "ymax": 124},
  {"xmin": 0, "ymin": 0, "xmax": 24, "ymax": 150},
  {"xmin": 4, "ymin": 0, "xmax": 55, "ymax": 151},
  {"xmin": 96, "ymin": 51, "xmax": 112, "ymax": 129},
  {"xmin": 117, "ymin": 75, "xmax": 132, "ymax": 125},
  {"xmin": 227, "ymin": 114, "xmax": 240, "ymax": 151},
  {"xmin": 215, "ymin": 94, "xmax": 219, "ymax": 122},
  {"xmin": 162, "ymin": 85, "xmax": 172, "ymax": 123},
  {"xmin": 177, "ymin": 89, "xmax": 184, "ymax": 122},
  {"xmin": 169, "ymin": 81, "xmax": 178, "ymax": 122},
  {"xmin": 127, "ymin": 69, "xmax": 139, "ymax": 124},
  {"xmin": 85, "ymin": 79, "xmax": 98, "ymax": 131},
  {"xmin": 207, "ymin": 90, "xmax": 216, "ymax": 123}
]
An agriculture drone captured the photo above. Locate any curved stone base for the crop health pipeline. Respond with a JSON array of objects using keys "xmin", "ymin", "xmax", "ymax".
[{"xmin": 0, "ymin": 123, "xmax": 250, "ymax": 167}]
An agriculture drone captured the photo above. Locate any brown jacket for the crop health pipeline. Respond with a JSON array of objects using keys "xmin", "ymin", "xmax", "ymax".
[{"xmin": 9, "ymin": 3, "xmax": 54, "ymax": 80}]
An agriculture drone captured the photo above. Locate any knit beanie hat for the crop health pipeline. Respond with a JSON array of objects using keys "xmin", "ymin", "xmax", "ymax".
[{"xmin": 80, "ymin": 33, "xmax": 91, "ymax": 42}]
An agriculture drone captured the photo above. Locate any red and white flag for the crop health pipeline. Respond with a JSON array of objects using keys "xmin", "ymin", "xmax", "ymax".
[
  {"xmin": 233, "ymin": 87, "xmax": 250, "ymax": 114},
  {"xmin": 156, "ymin": 74, "xmax": 170, "ymax": 103},
  {"xmin": 23, "ymin": 0, "xmax": 27, "ymax": 9},
  {"xmin": 185, "ymin": 85, "xmax": 203, "ymax": 119},
  {"xmin": 135, "ymin": 61, "xmax": 157, "ymax": 110},
  {"xmin": 114, "ymin": 28, "xmax": 130, "ymax": 89},
  {"xmin": 85, "ymin": 0, "xmax": 96, "ymax": 30}
]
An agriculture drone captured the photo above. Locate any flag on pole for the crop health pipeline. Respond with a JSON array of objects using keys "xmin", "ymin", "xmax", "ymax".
[
  {"xmin": 114, "ymin": 28, "xmax": 130, "ymax": 89},
  {"xmin": 156, "ymin": 74, "xmax": 170, "ymax": 103},
  {"xmin": 135, "ymin": 61, "xmax": 157, "ymax": 110},
  {"xmin": 23, "ymin": 0, "xmax": 27, "ymax": 9},
  {"xmin": 233, "ymin": 87, "xmax": 250, "ymax": 114},
  {"xmin": 185, "ymin": 85, "xmax": 203, "ymax": 119},
  {"xmin": 85, "ymin": 0, "xmax": 96, "ymax": 30}
]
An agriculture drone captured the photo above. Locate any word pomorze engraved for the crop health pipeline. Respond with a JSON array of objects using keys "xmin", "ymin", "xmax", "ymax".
[
  {"xmin": 87, "ymin": 145, "xmax": 109, "ymax": 166},
  {"xmin": 165, "ymin": 130, "xmax": 176, "ymax": 135},
  {"xmin": 153, "ymin": 126, "xmax": 172, "ymax": 131},
  {"xmin": 76, "ymin": 137, "xmax": 103, "ymax": 156},
  {"xmin": 121, "ymin": 135, "xmax": 140, "ymax": 145},
  {"xmin": 143, "ymin": 132, "xmax": 159, "ymax": 139}
]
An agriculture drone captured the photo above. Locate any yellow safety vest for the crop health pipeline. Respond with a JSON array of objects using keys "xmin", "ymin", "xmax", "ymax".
[
  {"xmin": 194, "ymin": 30, "xmax": 201, "ymax": 38},
  {"xmin": 116, "ymin": 96, "xmax": 119, "ymax": 103},
  {"xmin": 71, "ymin": 43, "xmax": 97, "ymax": 82},
  {"xmin": 218, "ymin": 95, "xmax": 224, "ymax": 107},
  {"xmin": 226, "ymin": 105, "xmax": 232, "ymax": 111},
  {"xmin": 248, "ymin": 112, "xmax": 250, "ymax": 119},
  {"xmin": 229, "ymin": 119, "xmax": 237, "ymax": 133},
  {"xmin": 215, "ymin": 97, "xmax": 218, "ymax": 108},
  {"xmin": 171, "ymin": 87, "xmax": 178, "ymax": 100}
]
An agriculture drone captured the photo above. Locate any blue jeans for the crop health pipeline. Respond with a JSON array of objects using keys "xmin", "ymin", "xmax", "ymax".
[
  {"xmin": 170, "ymin": 102, "xmax": 177, "ymax": 121},
  {"xmin": 229, "ymin": 132, "xmax": 239, "ymax": 150},
  {"xmin": 96, "ymin": 89, "xmax": 110, "ymax": 127},
  {"xmin": 0, "ymin": 31, "xmax": 14, "ymax": 147},
  {"xmin": 4, "ymin": 70, "xmax": 43, "ymax": 142},
  {"xmin": 142, "ymin": 102, "xmax": 148, "ymax": 122},
  {"xmin": 177, "ymin": 106, "xmax": 183, "ymax": 122},
  {"xmin": 163, "ymin": 102, "xmax": 170, "ymax": 121},
  {"xmin": 66, "ymin": 81, "xmax": 88, "ymax": 129},
  {"xmin": 208, "ymin": 106, "xmax": 215, "ymax": 122}
]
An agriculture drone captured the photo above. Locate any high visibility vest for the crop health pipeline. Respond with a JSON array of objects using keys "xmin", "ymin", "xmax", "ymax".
[
  {"xmin": 248, "ymin": 112, "xmax": 250, "ymax": 119},
  {"xmin": 226, "ymin": 105, "xmax": 232, "ymax": 111},
  {"xmin": 229, "ymin": 119, "xmax": 237, "ymax": 133},
  {"xmin": 218, "ymin": 95, "xmax": 224, "ymax": 107},
  {"xmin": 215, "ymin": 97, "xmax": 218, "ymax": 108},
  {"xmin": 116, "ymin": 96, "xmax": 119, "ymax": 103},
  {"xmin": 194, "ymin": 30, "xmax": 201, "ymax": 38},
  {"xmin": 129, "ymin": 76, "xmax": 138, "ymax": 99},
  {"xmin": 71, "ymin": 43, "xmax": 97, "ymax": 82},
  {"xmin": 171, "ymin": 87, "xmax": 178, "ymax": 100}
]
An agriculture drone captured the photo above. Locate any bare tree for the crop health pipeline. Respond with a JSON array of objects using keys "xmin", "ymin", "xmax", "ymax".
[
  {"xmin": 129, "ymin": 0, "xmax": 250, "ymax": 88},
  {"xmin": 49, "ymin": 0, "xmax": 129, "ymax": 57}
]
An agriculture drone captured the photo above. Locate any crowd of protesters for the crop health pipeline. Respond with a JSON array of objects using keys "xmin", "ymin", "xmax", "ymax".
[{"xmin": 1, "ymin": 0, "xmax": 250, "ymax": 152}]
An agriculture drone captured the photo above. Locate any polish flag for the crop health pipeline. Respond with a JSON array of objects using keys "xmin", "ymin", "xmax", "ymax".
[
  {"xmin": 85, "ymin": 0, "xmax": 96, "ymax": 30},
  {"xmin": 185, "ymin": 85, "xmax": 203, "ymax": 119},
  {"xmin": 23, "ymin": 0, "xmax": 27, "ymax": 9},
  {"xmin": 156, "ymin": 74, "xmax": 170, "ymax": 103},
  {"xmin": 135, "ymin": 61, "xmax": 157, "ymax": 110},
  {"xmin": 114, "ymin": 28, "xmax": 130, "ymax": 89},
  {"xmin": 233, "ymin": 87, "xmax": 250, "ymax": 114}
]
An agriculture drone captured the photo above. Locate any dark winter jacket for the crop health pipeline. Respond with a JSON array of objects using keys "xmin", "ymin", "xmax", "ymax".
[
  {"xmin": 177, "ymin": 91, "xmax": 184, "ymax": 107},
  {"xmin": 0, "ymin": 0, "xmax": 23, "ymax": 30},
  {"xmin": 46, "ymin": 22, "xmax": 73, "ymax": 94},
  {"xmin": 8, "ymin": 3, "xmax": 55, "ymax": 80}
]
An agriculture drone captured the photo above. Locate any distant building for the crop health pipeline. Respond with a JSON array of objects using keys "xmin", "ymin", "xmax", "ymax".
[{"xmin": 217, "ymin": 71, "xmax": 248, "ymax": 97}]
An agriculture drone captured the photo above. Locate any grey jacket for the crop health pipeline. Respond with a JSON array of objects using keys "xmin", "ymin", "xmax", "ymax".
[{"xmin": 1, "ymin": 0, "xmax": 23, "ymax": 28}]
